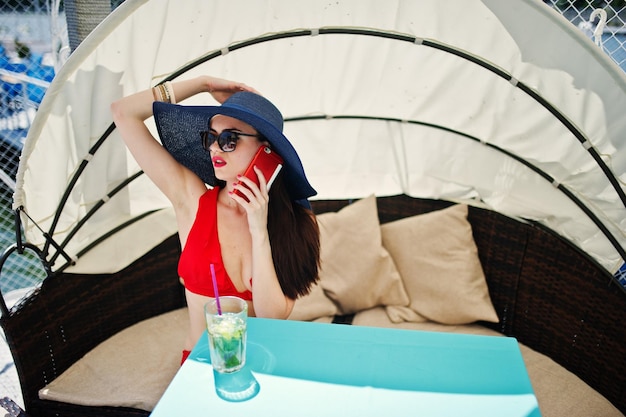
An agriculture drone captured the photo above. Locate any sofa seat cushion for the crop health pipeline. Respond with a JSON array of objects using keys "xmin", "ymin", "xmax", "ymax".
[
  {"xmin": 352, "ymin": 307, "xmax": 624, "ymax": 417},
  {"xmin": 38, "ymin": 305, "xmax": 623, "ymax": 416},
  {"xmin": 37, "ymin": 307, "xmax": 335, "ymax": 411},
  {"xmin": 39, "ymin": 308, "xmax": 189, "ymax": 411}
]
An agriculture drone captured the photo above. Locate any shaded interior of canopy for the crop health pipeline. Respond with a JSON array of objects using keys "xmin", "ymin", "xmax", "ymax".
[{"xmin": 11, "ymin": 0, "xmax": 626, "ymax": 290}]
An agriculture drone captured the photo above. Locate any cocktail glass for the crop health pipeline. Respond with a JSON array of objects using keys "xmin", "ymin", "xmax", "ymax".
[{"xmin": 205, "ymin": 296, "xmax": 248, "ymax": 373}]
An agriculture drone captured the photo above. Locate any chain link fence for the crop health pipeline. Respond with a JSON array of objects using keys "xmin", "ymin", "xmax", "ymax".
[
  {"xmin": 545, "ymin": 0, "xmax": 626, "ymax": 70},
  {"xmin": 0, "ymin": 0, "xmax": 65, "ymax": 308},
  {"xmin": 0, "ymin": 7, "xmax": 55, "ymax": 302},
  {"xmin": 0, "ymin": 1, "xmax": 128, "ymax": 301}
]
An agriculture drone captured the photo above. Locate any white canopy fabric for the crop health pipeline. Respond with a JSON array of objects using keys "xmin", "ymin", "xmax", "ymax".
[{"xmin": 13, "ymin": 0, "xmax": 626, "ymax": 277}]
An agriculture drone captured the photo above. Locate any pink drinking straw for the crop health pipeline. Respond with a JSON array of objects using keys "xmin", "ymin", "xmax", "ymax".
[{"xmin": 210, "ymin": 263, "xmax": 222, "ymax": 315}]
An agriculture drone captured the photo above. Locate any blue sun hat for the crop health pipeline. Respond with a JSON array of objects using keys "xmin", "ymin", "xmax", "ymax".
[{"xmin": 153, "ymin": 92, "xmax": 316, "ymax": 207}]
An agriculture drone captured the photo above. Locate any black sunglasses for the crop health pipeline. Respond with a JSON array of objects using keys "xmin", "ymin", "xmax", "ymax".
[{"xmin": 200, "ymin": 130, "xmax": 261, "ymax": 152}]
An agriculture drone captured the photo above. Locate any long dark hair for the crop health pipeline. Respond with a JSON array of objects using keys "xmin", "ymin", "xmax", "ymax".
[{"xmin": 267, "ymin": 173, "xmax": 320, "ymax": 299}]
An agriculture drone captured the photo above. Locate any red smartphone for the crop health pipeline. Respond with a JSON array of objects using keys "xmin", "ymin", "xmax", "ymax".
[{"xmin": 234, "ymin": 146, "xmax": 283, "ymax": 200}]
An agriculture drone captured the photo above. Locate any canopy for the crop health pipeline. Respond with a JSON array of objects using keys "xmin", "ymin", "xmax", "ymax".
[{"xmin": 13, "ymin": 0, "xmax": 626, "ymax": 279}]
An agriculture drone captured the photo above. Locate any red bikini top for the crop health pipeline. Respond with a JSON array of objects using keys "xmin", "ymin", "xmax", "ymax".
[{"xmin": 178, "ymin": 188, "xmax": 253, "ymax": 300}]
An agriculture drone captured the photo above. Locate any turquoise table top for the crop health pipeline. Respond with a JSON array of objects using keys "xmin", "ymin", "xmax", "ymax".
[{"xmin": 151, "ymin": 318, "xmax": 541, "ymax": 416}]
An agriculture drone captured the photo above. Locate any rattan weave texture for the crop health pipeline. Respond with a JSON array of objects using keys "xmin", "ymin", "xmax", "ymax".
[{"xmin": 1, "ymin": 235, "xmax": 184, "ymax": 417}]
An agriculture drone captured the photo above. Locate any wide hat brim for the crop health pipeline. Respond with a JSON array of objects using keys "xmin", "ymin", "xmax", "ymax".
[{"xmin": 153, "ymin": 93, "xmax": 316, "ymax": 206}]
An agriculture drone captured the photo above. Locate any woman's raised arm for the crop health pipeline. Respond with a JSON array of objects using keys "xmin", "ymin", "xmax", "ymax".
[{"xmin": 110, "ymin": 76, "xmax": 255, "ymax": 205}]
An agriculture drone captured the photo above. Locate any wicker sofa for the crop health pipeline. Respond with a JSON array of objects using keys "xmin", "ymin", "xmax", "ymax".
[{"xmin": 1, "ymin": 195, "xmax": 625, "ymax": 416}]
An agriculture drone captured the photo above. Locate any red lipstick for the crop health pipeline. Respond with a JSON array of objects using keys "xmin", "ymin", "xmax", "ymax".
[{"xmin": 212, "ymin": 156, "xmax": 226, "ymax": 168}]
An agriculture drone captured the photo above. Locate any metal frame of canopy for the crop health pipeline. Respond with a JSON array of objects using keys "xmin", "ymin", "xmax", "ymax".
[{"xmin": 8, "ymin": 26, "xmax": 625, "ymax": 288}]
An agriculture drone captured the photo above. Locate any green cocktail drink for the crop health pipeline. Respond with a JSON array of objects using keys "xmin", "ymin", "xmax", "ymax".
[
  {"xmin": 205, "ymin": 296, "xmax": 248, "ymax": 373},
  {"xmin": 208, "ymin": 315, "xmax": 246, "ymax": 372}
]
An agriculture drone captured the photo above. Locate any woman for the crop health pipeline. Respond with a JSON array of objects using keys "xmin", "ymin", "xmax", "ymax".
[{"xmin": 111, "ymin": 76, "xmax": 320, "ymax": 362}]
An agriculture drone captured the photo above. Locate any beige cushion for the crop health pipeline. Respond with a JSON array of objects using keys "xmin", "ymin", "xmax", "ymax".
[
  {"xmin": 39, "ymin": 308, "xmax": 189, "ymax": 411},
  {"xmin": 310, "ymin": 315, "xmax": 335, "ymax": 324},
  {"xmin": 288, "ymin": 281, "xmax": 339, "ymax": 321},
  {"xmin": 353, "ymin": 307, "xmax": 624, "ymax": 417},
  {"xmin": 353, "ymin": 305, "xmax": 495, "ymax": 335},
  {"xmin": 382, "ymin": 204, "xmax": 498, "ymax": 325},
  {"xmin": 37, "ymin": 307, "xmax": 333, "ymax": 411},
  {"xmin": 316, "ymin": 195, "xmax": 409, "ymax": 314},
  {"xmin": 519, "ymin": 344, "xmax": 624, "ymax": 417}
]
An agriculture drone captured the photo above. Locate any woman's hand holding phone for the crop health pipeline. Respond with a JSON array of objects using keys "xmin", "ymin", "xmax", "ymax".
[
  {"xmin": 233, "ymin": 146, "xmax": 283, "ymax": 202},
  {"xmin": 230, "ymin": 166, "xmax": 271, "ymax": 235},
  {"xmin": 229, "ymin": 146, "xmax": 283, "ymax": 232}
]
